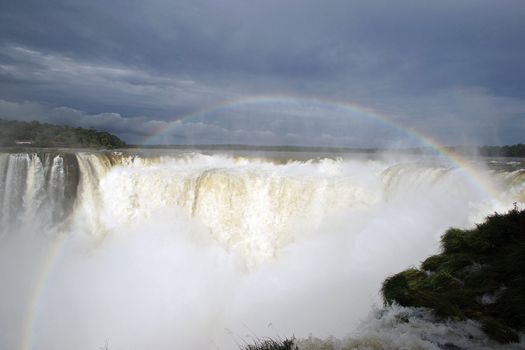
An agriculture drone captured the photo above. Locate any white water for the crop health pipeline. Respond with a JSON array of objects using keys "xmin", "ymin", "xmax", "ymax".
[{"xmin": 0, "ymin": 151, "xmax": 523, "ymax": 349}]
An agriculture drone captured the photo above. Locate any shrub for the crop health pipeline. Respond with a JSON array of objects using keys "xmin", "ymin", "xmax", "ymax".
[
  {"xmin": 243, "ymin": 337, "xmax": 298, "ymax": 350},
  {"xmin": 381, "ymin": 208, "xmax": 525, "ymax": 343}
]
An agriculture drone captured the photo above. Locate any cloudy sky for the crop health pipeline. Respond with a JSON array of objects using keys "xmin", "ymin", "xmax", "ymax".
[{"xmin": 1, "ymin": 0, "xmax": 524, "ymax": 147}]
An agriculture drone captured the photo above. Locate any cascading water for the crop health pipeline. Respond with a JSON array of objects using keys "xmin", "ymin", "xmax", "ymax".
[
  {"xmin": 0, "ymin": 150, "xmax": 523, "ymax": 349},
  {"xmin": 0, "ymin": 153, "xmax": 78, "ymax": 234}
]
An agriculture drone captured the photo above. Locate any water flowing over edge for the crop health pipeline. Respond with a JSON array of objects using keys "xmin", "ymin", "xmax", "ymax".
[{"xmin": 0, "ymin": 150, "xmax": 524, "ymax": 350}]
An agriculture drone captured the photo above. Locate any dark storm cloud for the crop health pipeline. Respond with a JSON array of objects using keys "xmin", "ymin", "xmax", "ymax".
[{"xmin": 0, "ymin": 0, "xmax": 524, "ymax": 145}]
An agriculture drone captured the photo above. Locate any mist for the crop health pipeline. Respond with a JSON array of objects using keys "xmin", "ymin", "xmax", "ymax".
[{"xmin": 0, "ymin": 151, "xmax": 522, "ymax": 349}]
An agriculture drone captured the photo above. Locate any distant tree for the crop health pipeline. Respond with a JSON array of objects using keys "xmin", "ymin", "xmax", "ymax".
[{"xmin": 0, "ymin": 119, "xmax": 127, "ymax": 148}]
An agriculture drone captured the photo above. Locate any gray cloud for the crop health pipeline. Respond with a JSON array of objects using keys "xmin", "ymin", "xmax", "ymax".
[
  {"xmin": 1, "ymin": 0, "xmax": 524, "ymax": 146},
  {"xmin": 0, "ymin": 45, "xmax": 234, "ymax": 117},
  {"xmin": 3, "ymin": 94, "xmax": 523, "ymax": 147}
]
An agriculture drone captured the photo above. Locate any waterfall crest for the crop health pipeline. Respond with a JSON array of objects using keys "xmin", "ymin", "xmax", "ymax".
[{"xmin": 0, "ymin": 150, "xmax": 523, "ymax": 350}]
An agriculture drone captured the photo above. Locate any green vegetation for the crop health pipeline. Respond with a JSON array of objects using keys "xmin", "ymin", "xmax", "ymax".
[
  {"xmin": 0, "ymin": 119, "xmax": 126, "ymax": 149},
  {"xmin": 382, "ymin": 207, "xmax": 525, "ymax": 343},
  {"xmin": 242, "ymin": 337, "xmax": 298, "ymax": 350},
  {"xmin": 479, "ymin": 144, "xmax": 525, "ymax": 157},
  {"xmin": 446, "ymin": 144, "xmax": 525, "ymax": 157}
]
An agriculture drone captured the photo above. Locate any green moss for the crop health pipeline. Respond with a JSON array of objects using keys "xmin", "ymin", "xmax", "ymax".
[
  {"xmin": 441, "ymin": 228, "xmax": 473, "ymax": 254},
  {"xmin": 440, "ymin": 254, "xmax": 475, "ymax": 274},
  {"xmin": 382, "ymin": 208, "xmax": 525, "ymax": 344},
  {"xmin": 421, "ymin": 254, "xmax": 448, "ymax": 271},
  {"xmin": 382, "ymin": 273, "xmax": 411, "ymax": 306},
  {"xmin": 427, "ymin": 271, "xmax": 462, "ymax": 291},
  {"xmin": 481, "ymin": 318, "xmax": 520, "ymax": 344},
  {"xmin": 492, "ymin": 286, "xmax": 525, "ymax": 329},
  {"xmin": 416, "ymin": 290, "xmax": 466, "ymax": 320}
]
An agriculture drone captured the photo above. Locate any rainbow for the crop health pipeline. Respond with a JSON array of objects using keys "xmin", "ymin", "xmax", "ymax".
[
  {"xmin": 142, "ymin": 95, "xmax": 418, "ymax": 146},
  {"xmin": 19, "ymin": 95, "xmax": 501, "ymax": 349},
  {"xmin": 20, "ymin": 232, "xmax": 70, "ymax": 350},
  {"xmin": 141, "ymin": 94, "xmax": 499, "ymax": 196}
]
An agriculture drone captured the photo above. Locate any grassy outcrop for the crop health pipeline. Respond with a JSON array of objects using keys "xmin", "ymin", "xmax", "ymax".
[
  {"xmin": 242, "ymin": 337, "xmax": 298, "ymax": 350},
  {"xmin": 382, "ymin": 207, "xmax": 525, "ymax": 343}
]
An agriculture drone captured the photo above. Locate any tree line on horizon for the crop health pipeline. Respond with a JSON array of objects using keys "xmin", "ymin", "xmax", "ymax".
[
  {"xmin": 478, "ymin": 144, "xmax": 525, "ymax": 157},
  {"xmin": 0, "ymin": 119, "xmax": 127, "ymax": 149},
  {"xmin": 444, "ymin": 144, "xmax": 525, "ymax": 157},
  {"xmin": 0, "ymin": 118, "xmax": 523, "ymax": 155}
]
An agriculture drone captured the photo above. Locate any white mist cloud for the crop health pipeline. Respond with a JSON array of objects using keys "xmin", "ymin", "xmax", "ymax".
[{"xmin": 1, "ymin": 153, "xmax": 520, "ymax": 349}]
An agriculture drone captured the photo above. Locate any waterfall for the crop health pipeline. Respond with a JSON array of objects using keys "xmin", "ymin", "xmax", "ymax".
[{"xmin": 0, "ymin": 150, "xmax": 523, "ymax": 350}]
